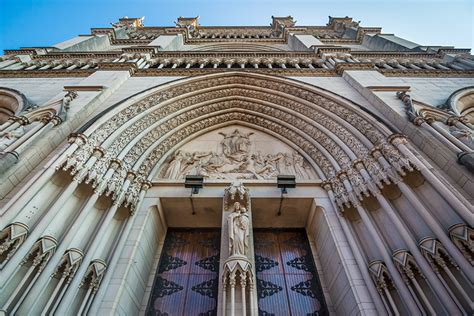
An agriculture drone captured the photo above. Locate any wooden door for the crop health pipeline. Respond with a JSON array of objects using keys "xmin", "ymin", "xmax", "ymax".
[
  {"xmin": 146, "ymin": 229, "xmax": 220, "ymax": 316},
  {"xmin": 254, "ymin": 229, "xmax": 328, "ymax": 316}
]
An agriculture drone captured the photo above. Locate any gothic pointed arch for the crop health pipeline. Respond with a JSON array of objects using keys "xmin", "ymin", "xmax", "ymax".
[{"xmin": 59, "ymin": 72, "xmax": 412, "ymax": 212}]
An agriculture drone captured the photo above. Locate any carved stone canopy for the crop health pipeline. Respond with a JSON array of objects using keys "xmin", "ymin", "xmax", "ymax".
[{"xmin": 224, "ymin": 181, "xmax": 249, "ymax": 212}]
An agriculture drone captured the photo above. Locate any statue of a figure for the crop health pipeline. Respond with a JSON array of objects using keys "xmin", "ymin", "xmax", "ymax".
[
  {"xmin": 219, "ymin": 129, "xmax": 253, "ymax": 162},
  {"xmin": 0, "ymin": 126, "xmax": 25, "ymax": 152},
  {"xmin": 228, "ymin": 201, "xmax": 250, "ymax": 256},
  {"xmin": 164, "ymin": 150, "xmax": 185, "ymax": 179},
  {"xmin": 293, "ymin": 151, "xmax": 310, "ymax": 179}
]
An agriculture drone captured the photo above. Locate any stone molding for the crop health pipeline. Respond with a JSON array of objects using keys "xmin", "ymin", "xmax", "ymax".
[{"xmin": 55, "ymin": 72, "xmax": 403, "ymax": 212}]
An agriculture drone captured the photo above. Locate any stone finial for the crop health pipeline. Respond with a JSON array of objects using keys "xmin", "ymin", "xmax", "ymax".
[
  {"xmin": 175, "ymin": 16, "xmax": 200, "ymax": 29},
  {"xmin": 271, "ymin": 16, "xmax": 296, "ymax": 36},
  {"xmin": 271, "ymin": 16, "xmax": 296, "ymax": 28},
  {"xmin": 111, "ymin": 16, "xmax": 144, "ymax": 29}
]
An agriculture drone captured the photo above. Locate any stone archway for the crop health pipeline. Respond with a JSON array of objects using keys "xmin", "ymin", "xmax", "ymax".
[
  {"xmin": 61, "ymin": 71, "xmax": 403, "ymax": 214},
  {"xmin": 3, "ymin": 72, "xmax": 471, "ymax": 316}
]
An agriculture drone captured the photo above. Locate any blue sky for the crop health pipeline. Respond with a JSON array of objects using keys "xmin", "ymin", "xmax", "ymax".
[{"xmin": 0, "ymin": 0, "xmax": 473, "ymax": 53}]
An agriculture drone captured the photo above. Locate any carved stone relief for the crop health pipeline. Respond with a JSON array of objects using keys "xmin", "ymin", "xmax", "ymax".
[
  {"xmin": 59, "ymin": 73, "xmax": 398, "ymax": 211},
  {"xmin": 157, "ymin": 127, "xmax": 316, "ymax": 180}
]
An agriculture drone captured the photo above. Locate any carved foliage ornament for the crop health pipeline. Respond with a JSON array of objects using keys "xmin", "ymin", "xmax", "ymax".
[{"xmin": 60, "ymin": 74, "xmax": 391, "ymax": 210}]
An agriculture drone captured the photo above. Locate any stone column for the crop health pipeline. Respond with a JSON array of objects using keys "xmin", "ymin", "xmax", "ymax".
[
  {"xmin": 413, "ymin": 117, "xmax": 463, "ymax": 154},
  {"xmin": 23, "ymin": 159, "xmax": 122, "ymax": 313},
  {"xmin": 355, "ymin": 154, "xmax": 461, "ymax": 313},
  {"xmin": 0, "ymin": 117, "xmax": 17, "ymax": 132},
  {"xmin": 87, "ymin": 181, "xmax": 152, "ymax": 314},
  {"xmin": 352, "ymin": 202, "xmax": 421, "ymax": 314},
  {"xmin": 13, "ymin": 116, "xmax": 63, "ymax": 155},
  {"xmin": 396, "ymin": 181, "xmax": 474, "ymax": 282},
  {"xmin": 0, "ymin": 134, "xmax": 86, "ymax": 222},
  {"xmin": 374, "ymin": 193, "xmax": 461, "ymax": 314},
  {"xmin": 320, "ymin": 183, "xmax": 388, "ymax": 315},
  {"xmin": 428, "ymin": 119, "xmax": 472, "ymax": 152},
  {"xmin": 389, "ymin": 135, "xmax": 473, "ymax": 225},
  {"xmin": 54, "ymin": 172, "xmax": 136, "ymax": 315}
]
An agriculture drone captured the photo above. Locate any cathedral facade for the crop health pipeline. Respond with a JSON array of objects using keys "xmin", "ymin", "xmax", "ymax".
[{"xmin": 0, "ymin": 15, "xmax": 473, "ymax": 315}]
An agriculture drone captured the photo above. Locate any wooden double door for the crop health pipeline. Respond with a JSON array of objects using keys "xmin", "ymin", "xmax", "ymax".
[
  {"xmin": 254, "ymin": 229, "xmax": 328, "ymax": 316},
  {"xmin": 146, "ymin": 229, "xmax": 220, "ymax": 316},
  {"xmin": 146, "ymin": 229, "xmax": 327, "ymax": 316}
]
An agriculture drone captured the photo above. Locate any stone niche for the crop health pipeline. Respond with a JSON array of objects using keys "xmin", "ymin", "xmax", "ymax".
[{"xmin": 156, "ymin": 125, "xmax": 318, "ymax": 181}]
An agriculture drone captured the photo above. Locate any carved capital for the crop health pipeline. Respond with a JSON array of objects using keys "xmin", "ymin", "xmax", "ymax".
[
  {"xmin": 321, "ymin": 180, "xmax": 332, "ymax": 192},
  {"xmin": 141, "ymin": 180, "xmax": 153, "ymax": 191},
  {"xmin": 351, "ymin": 159, "xmax": 364, "ymax": 170},
  {"xmin": 370, "ymin": 146, "xmax": 382, "ymax": 159},
  {"xmin": 69, "ymin": 133, "xmax": 87, "ymax": 145},
  {"xmin": 388, "ymin": 133, "xmax": 408, "ymax": 146},
  {"xmin": 126, "ymin": 170, "xmax": 137, "ymax": 180},
  {"xmin": 14, "ymin": 115, "xmax": 29, "ymax": 125},
  {"xmin": 92, "ymin": 146, "xmax": 105, "ymax": 158},
  {"xmin": 424, "ymin": 115, "xmax": 436, "ymax": 124},
  {"xmin": 40, "ymin": 115, "xmax": 53, "ymax": 124},
  {"xmin": 413, "ymin": 116, "xmax": 425, "ymax": 126},
  {"xmin": 109, "ymin": 158, "xmax": 122, "ymax": 170},
  {"xmin": 50, "ymin": 115, "xmax": 63, "ymax": 126},
  {"xmin": 446, "ymin": 116, "xmax": 460, "ymax": 126},
  {"xmin": 337, "ymin": 170, "xmax": 348, "ymax": 182}
]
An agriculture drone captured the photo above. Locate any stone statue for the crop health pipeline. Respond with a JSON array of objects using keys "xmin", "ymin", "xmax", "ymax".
[
  {"xmin": 293, "ymin": 151, "xmax": 310, "ymax": 179},
  {"xmin": 228, "ymin": 201, "xmax": 250, "ymax": 256},
  {"xmin": 0, "ymin": 126, "xmax": 25, "ymax": 152},
  {"xmin": 219, "ymin": 129, "xmax": 253, "ymax": 162},
  {"xmin": 163, "ymin": 150, "xmax": 185, "ymax": 179}
]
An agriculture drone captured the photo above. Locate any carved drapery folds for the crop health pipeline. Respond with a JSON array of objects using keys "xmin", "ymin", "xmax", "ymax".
[{"xmin": 159, "ymin": 128, "xmax": 315, "ymax": 180}]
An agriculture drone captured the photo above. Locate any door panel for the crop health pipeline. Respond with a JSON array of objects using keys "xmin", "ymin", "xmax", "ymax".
[
  {"xmin": 254, "ymin": 229, "xmax": 328, "ymax": 316},
  {"xmin": 146, "ymin": 229, "xmax": 220, "ymax": 316}
]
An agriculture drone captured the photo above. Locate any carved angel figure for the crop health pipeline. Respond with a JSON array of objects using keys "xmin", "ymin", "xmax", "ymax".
[{"xmin": 228, "ymin": 202, "xmax": 250, "ymax": 256}]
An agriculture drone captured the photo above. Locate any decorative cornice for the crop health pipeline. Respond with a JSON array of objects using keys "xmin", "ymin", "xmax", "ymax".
[
  {"xmin": 134, "ymin": 67, "xmax": 337, "ymax": 77},
  {"xmin": 379, "ymin": 69, "xmax": 474, "ymax": 77},
  {"xmin": 3, "ymin": 49, "xmax": 38, "ymax": 56},
  {"xmin": 335, "ymin": 62, "xmax": 375, "ymax": 74},
  {"xmin": 317, "ymin": 47, "xmax": 352, "ymax": 55},
  {"xmin": 0, "ymin": 67, "xmax": 472, "ymax": 79},
  {"xmin": 0, "ymin": 69, "xmax": 93, "ymax": 78},
  {"xmin": 97, "ymin": 62, "xmax": 137, "ymax": 74}
]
